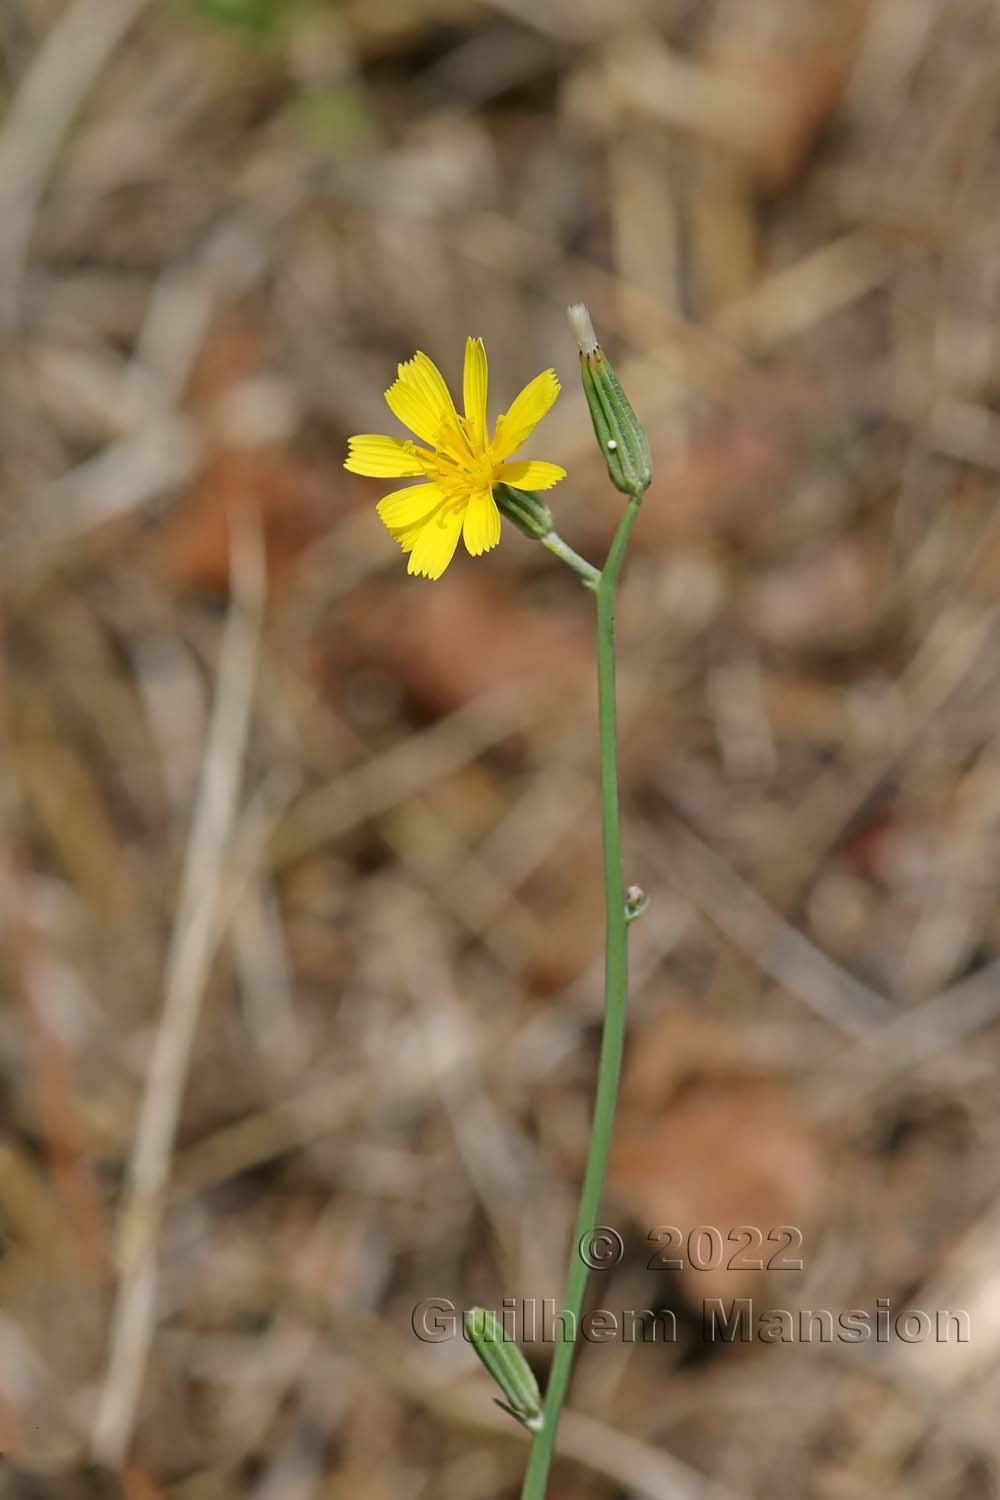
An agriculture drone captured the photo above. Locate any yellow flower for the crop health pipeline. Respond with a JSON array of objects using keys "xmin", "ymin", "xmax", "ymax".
[{"xmin": 345, "ymin": 337, "xmax": 565, "ymax": 579}]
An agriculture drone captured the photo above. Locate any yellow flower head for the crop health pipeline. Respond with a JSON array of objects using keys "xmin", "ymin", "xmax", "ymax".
[{"xmin": 345, "ymin": 338, "xmax": 565, "ymax": 579}]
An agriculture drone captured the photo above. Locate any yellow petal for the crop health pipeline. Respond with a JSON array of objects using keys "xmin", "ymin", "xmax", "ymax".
[
  {"xmin": 345, "ymin": 434, "xmax": 429, "ymax": 477},
  {"xmin": 462, "ymin": 489, "xmax": 501, "ymax": 557},
  {"xmin": 407, "ymin": 351, "xmax": 458, "ymax": 425},
  {"xmin": 376, "ymin": 482, "xmax": 443, "ymax": 529},
  {"xmin": 385, "ymin": 351, "xmax": 457, "ymax": 444},
  {"xmin": 408, "ymin": 499, "xmax": 465, "ymax": 580},
  {"xmin": 389, "ymin": 520, "xmax": 424, "ymax": 554},
  {"xmin": 497, "ymin": 460, "xmax": 566, "ymax": 491},
  {"xmin": 463, "ymin": 337, "xmax": 489, "ymax": 448},
  {"xmin": 493, "ymin": 369, "xmax": 560, "ymax": 459}
]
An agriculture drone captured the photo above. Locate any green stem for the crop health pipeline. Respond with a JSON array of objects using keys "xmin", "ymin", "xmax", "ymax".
[
  {"xmin": 541, "ymin": 530, "xmax": 601, "ymax": 589},
  {"xmin": 520, "ymin": 493, "xmax": 643, "ymax": 1500}
]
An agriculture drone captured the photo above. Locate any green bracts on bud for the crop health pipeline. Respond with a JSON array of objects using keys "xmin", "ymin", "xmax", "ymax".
[
  {"xmin": 494, "ymin": 483, "xmax": 555, "ymax": 542},
  {"xmin": 464, "ymin": 1307, "xmax": 544, "ymax": 1432},
  {"xmin": 568, "ymin": 302, "xmax": 652, "ymax": 499}
]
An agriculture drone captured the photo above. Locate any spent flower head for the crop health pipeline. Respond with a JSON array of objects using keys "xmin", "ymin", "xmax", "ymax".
[
  {"xmin": 568, "ymin": 302, "xmax": 651, "ymax": 500},
  {"xmin": 345, "ymin": 338, "xmax": 565, "ymax": 579}
]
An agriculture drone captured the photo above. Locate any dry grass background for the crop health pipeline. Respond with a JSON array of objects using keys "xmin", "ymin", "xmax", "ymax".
[{"xmin": 2, "ymin": 0, "xmax": 1000, "ymax": 1495}]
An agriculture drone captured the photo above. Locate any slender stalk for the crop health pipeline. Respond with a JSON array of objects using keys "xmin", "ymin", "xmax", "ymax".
[
  {"xmin": 541, "ymin": 530, "xmax": 601, "ymax": 589},
  {"xmin": 520, "ymin": 493, "xmax": 643, "ymax": 1500}
]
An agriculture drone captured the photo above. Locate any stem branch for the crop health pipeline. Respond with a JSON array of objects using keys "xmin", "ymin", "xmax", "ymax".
[{"xmin": 541, "ymin": 530, "xmax": 601, "ymax": 589}]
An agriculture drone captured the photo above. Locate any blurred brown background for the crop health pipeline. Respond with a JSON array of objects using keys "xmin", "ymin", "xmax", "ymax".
[{"xmin": 2, "ymin": 0, "xmax": 1000, "ymax": 1495}]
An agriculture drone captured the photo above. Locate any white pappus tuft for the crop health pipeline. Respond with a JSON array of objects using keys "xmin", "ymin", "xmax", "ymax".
[{"xmin": 567, "ymin": 302, "xmax": 599, "ymax": 355}]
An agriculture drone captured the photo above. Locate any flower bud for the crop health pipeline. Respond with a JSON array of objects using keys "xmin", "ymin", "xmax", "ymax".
[
  {"xmin": 568, "ymin": 302, "xmax": 652, "ymax": 499},
  {"xmin": 464, "ymin": 1307, "xmax": 544, "ymax": 1431},
  {"xmin": 494, "ymin": 482, "xmax": 555, "ymax": 541}
]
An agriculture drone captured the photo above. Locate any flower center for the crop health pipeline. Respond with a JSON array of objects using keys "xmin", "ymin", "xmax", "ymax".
[{"xmin": 425, "ymin": 421, "xmax": 500, "ymax": 496}]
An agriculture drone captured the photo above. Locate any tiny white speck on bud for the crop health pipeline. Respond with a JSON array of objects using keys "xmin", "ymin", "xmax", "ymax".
[
  {"xmin": 607, "ymin": 439, "xmax": 617, "ymax": 450},
  {"xmin": 567, "ymin": 302, "xmax": 599, "ymax": 356}
]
